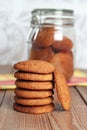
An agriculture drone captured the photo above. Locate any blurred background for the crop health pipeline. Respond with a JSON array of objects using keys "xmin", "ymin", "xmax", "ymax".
[{"xmin": 0, "ymin": 0, "xmax": 87, "ymax": 73}]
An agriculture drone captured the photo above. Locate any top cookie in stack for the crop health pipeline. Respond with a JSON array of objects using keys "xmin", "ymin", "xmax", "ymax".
[
  {"xmin": 14, "ymin": 60, "xmax": 55, "ymax": 114},
  {"xmin": 14, "ymin": 60, "xmax": 55, "ymax": 74}
]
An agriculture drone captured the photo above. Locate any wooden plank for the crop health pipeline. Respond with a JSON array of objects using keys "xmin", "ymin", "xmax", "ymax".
[
  {"xmin": 75, "ymin": 87, "xmax": 87, "ymax": 104},
  {"xmin": 47, "ymin": 88, "xmax": 78, "ymax": 130},
  {"xmin": 70, "ymin": 87, "xmax": 87, "ymax": 130},
  {"xmin": 0, "ymin": 90, "xmax": 57, "ymax": 130},
  {"xmin": 0, "ymin": 88, "xmax": 87, "ymax": 130},
  {"xmin": 46, "ymin": 88, "xmax": 87, "ymax": 130},
  {"xmin": 0, "ymin": 91, "xmax": 5, "ymax": 106}
]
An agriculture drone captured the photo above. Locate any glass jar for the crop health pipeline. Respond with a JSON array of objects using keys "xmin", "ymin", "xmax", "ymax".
[{"xmin": 28, "ymin": 9, "xmax": 75, "ymax": 80}]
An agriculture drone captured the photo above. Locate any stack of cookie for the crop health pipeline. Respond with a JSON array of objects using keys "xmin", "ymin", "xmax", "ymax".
[{"xmin": 13, "ymin": 60, "xmax": 55, "ymax": 114}]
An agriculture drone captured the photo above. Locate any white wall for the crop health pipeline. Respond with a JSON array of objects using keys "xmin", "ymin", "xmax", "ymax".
[{"xmin": 0, "ymin": 0, "xmax": 87, "ymax": 73}]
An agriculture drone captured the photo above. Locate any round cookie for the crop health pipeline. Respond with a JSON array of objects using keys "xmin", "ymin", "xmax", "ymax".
[
  {"xmin": 15, "ymin": 79, "xmax": 54, "ymax": 90},
  {"xmin": 30, "ymin": 46, "xmax": 54, "ymax": 62},
  {"xmin": 50, "ymin": 51, "xmax": 73, "ymax": 80},
  {"xmin": 13, "ymin": 103, "xmax": 55, "ymax": 114},
  {"xmin": 54, "ymin": 70, "xmax": 71, "ymax": 110},
  {"xmin": 14, "ymin": 60, "xmax": 55, "ymax": 74},
  {"xmin": 52, "ymin": 36, "xmax": 73, "ymax": 51},
  {"xmin": 34, "ymin": 27, "xmax": 54, "ymax": 47},
  {"xmin": 14, "ymin": 88, "xmax": 54, "ymax": 99},
  {"xmin": 14, "ymin": 71, "xmax": 53, "ymax": 81},
  {"xmin": 14, "ymin": 96, "xmax": 54, "ymax": 106}
]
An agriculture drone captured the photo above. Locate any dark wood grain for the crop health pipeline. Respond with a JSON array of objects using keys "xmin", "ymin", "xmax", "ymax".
[
  {"xmin": 71, "ymin": 87, "xmax": 87, "ymax": 130},
  {"xmin": 76, "ymin": 87, "xmax": 87, "ymax": 104},
  {"xmin": 0, "ymin": 90, "xmax": 6, "ymax": 107}
]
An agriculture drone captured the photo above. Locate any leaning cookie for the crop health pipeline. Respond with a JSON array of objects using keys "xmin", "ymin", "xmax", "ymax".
[
  {"xmin": 15, "ymin": 79, "xmax": 54, "ymax": 90},
  {"xmin": 14, "ymin": 71, "xmax": 53, "ymax": 81},
  {"xmin": 14, "ymin": 88, "xmax": 54, "ymax": 99},
  {"xmin": 14, "ymin": 60, "xmax": 55, "ymax": 74},
  {"xmin": 13, "ymin": 103, "xmax": 55, "ymax": 114},
  {"xmin": 54, "ymin": 70, "xmax": 71, "ymax": 110},
  {"xmin": 14, "ymin": 96, "xmax": 54, "ymax": 106}
]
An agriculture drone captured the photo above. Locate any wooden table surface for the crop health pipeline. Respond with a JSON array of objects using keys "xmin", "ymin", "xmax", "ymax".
[{"xmin": 0, "ymin": 86, "xmax": 87, "ymax": 130}]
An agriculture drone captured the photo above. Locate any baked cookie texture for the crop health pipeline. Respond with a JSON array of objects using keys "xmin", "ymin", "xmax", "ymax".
[
  {"xmin": 14, "ymin": 88, "xmax": 54, "ymax": 99},
  {"xmin": 14, "ymin": 59, "xmax": 71, "ymax": 114},
  {"xmin": 14, "ymin": 60, "xmax": 54, "ymax": 114},
  {"xmin": 14, "ymin": 60, "xmax": 55, "ymax": 74},
  {"xmin": 14, "ymin": 96, "xmax": 54, "ymax": 106},
  {"xmin": 13, "ymin": 103, "xmax": 55, "ymax": 114},
  {"xmin": 15, "ymin": 79, "xmax": 54, "ymax": 90},
  {"xmin": 14, "ymin": 71, "xmax": 53, "ymax": 81},
  {"xmin": 54, "ymin": 70, "xmax": 71, "ymax": 110}
]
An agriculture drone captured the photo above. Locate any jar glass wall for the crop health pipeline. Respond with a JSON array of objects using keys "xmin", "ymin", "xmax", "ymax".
[{"xmin": 28, "ymin": 9, "xmax": 75, "ymax": 80}]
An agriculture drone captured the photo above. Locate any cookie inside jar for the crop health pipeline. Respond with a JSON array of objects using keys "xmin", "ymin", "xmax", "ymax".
[{"xmin": 29, "ymin": 9, "xmax": 75, "ymax": 80}]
